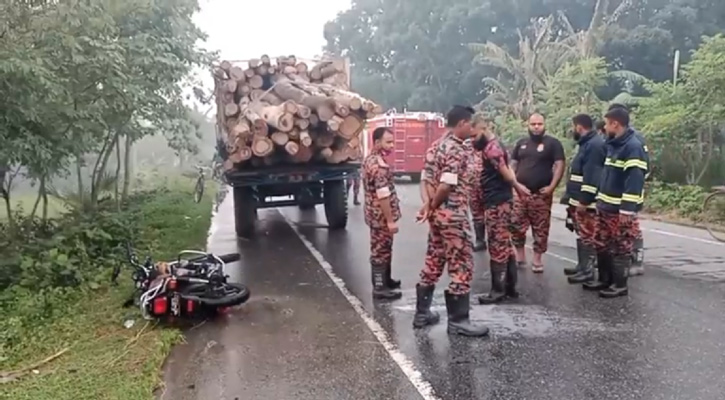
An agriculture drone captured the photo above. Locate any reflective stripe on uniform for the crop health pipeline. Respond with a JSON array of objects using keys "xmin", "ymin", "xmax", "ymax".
[
  {"xmin": 569, "ymin": 174, "xmax": 583, "ymax": 182},
  {"xmin": 581, "ymin": 184, "xmax": 597, "ymax": 194}
]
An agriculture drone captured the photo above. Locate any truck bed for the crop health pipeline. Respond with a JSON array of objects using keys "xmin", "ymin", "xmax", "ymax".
[{"xmin": 224, "ymin": 162, "xmax": 361, "ymax": 187}]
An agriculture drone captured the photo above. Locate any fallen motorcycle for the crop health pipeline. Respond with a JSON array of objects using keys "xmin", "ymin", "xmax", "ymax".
[{"xmin": 112, "ymin": 244, "xmax": 250, "ymax": 320}]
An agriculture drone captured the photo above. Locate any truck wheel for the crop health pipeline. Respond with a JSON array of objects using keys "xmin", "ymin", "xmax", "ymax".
[
  {"xmin": 233, "ymin": 186, "xmax": 256, "ymax": 238},
  {"xmin": 323, "ymin": 180, "xmax": 347, "ymax": 230},
  {"xmin": 409, "ymin": 173, "xmax": 421, "ymax": 183}
]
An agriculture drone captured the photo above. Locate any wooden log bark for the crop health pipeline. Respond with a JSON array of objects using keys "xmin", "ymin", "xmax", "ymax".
[
  {"xmin": 296, "ymin": 105, "xmax": 311, "ymax": 118},
  {"xmin": 337, "ymin": 114, "xmax": 364, "ymax": 140},
  {"xmin": 270, "ymin": 132, "xmax": 289, "ymax": 146},
  {"xmin": 309, "ymin": 113, "xmax": 319, "ymax": 126},
  {"xmin": 229, "ymin": 67, "xmax": 246, "ymax": 82},
  {"xmin": 248, "ymin": 75, "xmax": 264, "ymax": 89},
  {"xmin": 299, "ymin": 130, "xmax": 312, "ymax": 147},
  {"xmin": 228, "ymin": 145, "xmax": 252, "ymax": 163},
  {"xmin": 236, "ymin": 84, "xmax": 251, "ymax": 97},
  {"xmin": 251, "ymin": 136, "xmax": 273, "ymax": 157},
  {"xmin": 223, "ymin": 79, "xmax": 237, "ymax": 93},
  {"xmin": 317, "ymin": 85, "xmax": 365, "ymax": 110},
  {"xmin": 248, "ymin": 102, "xmax": 294, "ymax": 132},
  {"xmin": 244, "ymin": 68, "xmax": 255, "ymax": 78},
  {"xmin": 282, "ymin": 100, "xmax": 298, "ymax": 115},
  {"xmin": 239, "ymin": 98, "xmax": 268, "ymax": 135},
  {"xmin": 327, "ymin": 115, "xmax": 345, "ymax": 132},
  {"xmin": 295, "ymin": 62, "xmax": 308, "ymax": 75},
  {"xmin": 288, "ymin": 128, "xmax": 300, "ymax": 140},
  {"xmin": 224, "ymin": 103, "xmax": 239, "ymax": 117},
  {"xmin": 294, "ymin": 118, "xmax": 309, "ymax": 130},
  {"xmin": 291, "ymin": 143, "xmax": 313, "ymax": 163},
  {"xmin": 248, "ymin": 59, "xmax": 261, "ymax": 68},
  {"xmin": 334, "ymin": 103, "xmax": 350, "ymax": 117},
  {"xmin": 284, "ymin": 141, "xmax": 299, "ymax": 156},
  {"xmin": 220, "ymin": 60, "xmax": 232, "ymax": 73}
]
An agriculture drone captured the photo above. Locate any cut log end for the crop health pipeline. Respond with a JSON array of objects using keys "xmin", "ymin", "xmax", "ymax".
[
  {"xmin": 252, "ymin": 136, "xmax": 274, "ymax": 157},
  {"xmin": 224, "ymin": 103, "xmax": 239, "ymax": 117},
  {"xmin": 284, "ymin": 141, "xmax": 299, "ymax": 156}
]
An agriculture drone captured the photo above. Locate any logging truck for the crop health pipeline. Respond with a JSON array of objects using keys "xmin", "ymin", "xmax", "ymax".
[{"xmin": 213, "ymin": 55, "xmax": 381, "ymax": 238}]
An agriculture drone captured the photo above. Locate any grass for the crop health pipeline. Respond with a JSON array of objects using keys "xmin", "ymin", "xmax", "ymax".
[
  {"xmin": 0, "ymin": 194, "xmax": 65, "ymax": 220},
  {"xmin": 2, "ymin": 181, "xmax": 216, "ymax": 400}
]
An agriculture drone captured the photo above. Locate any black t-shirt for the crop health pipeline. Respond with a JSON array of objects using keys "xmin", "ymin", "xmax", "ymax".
[
  {"xmin": 511, "ymin": 135, "xmax": 565, "ymax": 192},
  {"xmin": 480, "ymin": 139, "xmax": 513, "ymax": 208}
]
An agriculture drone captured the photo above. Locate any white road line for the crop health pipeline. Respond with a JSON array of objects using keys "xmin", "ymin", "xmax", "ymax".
[
  {"xmin": 644, "ymin": 228, "xmax": 725, "ymax": 246},
  {"xmin": 280, "ymin": 211, "xmax": 441, "ymax": 400}
]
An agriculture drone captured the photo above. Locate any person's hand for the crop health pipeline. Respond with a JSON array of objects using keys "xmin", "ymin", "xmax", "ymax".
[
  {"xmin": 539, "ymin": 185, "xmax": 555, "ymax": 196},
  {"xmin": 387, "ymin": 220, "xmax": 399, "ymax": 234},
  {"xmin": 514, "ymin": 183, "xmax": 531, "ymax": 197},
  {"xmin": 416, "ymin": 203, "xmax": 430, "ymax": 223},
  {"xmin": 576, "ymin": 203, "xmax": 588, "ymax": 213}
]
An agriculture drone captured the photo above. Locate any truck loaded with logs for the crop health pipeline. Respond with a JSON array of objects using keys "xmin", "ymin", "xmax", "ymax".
[{"xmin": 213, "ymin": 55, "xmax": 383, "ymax": 238}]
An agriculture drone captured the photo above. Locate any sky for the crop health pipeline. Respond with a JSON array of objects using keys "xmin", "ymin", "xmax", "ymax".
[{"xmin": 194, "ymin": 0, "xmax": 352, "ymax": 61}]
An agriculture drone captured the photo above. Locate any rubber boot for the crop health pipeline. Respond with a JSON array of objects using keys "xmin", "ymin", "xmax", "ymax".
[
  {"xmin": 385, "ymin": 262, "xmax": 401, "ymax": 289},
  {"xmin": 353, "ymin": 195, "xmax": 360, "ymax": 206},
  {"xmin": 504, "ymin": 255, "xmax": 519, "ymax": 299},
  {"xmin": 445, "ymin": 290, "xmax": 490, "ymax": 337},
  {"xmin": 630, "ymin": 238, "xmax": 645, "ymax": 276},
  {"xmin": 568, "ymin": 243, "xmax": 596, "ymax": 284},
  {"xmin": 473, "ymin": 223, "xmax": 487, "ymax": 252},
  {"xmin": 371, "ymin": 263, "xmax": 402, "ymax": 300},
  {"xmin": 412, "ymin": 284, "xmax": 440, "ymax": 328},
  {"xmin": 564, "ymin": 239, "xmax": 583, "ymax": 275},
  {"xmin": 583, "ymin": 252, "xmax": 612, "ymax": 291},
  {"xmin": 478, "ymin": 260, "xmax": 507, "ymax": 304},
  {"xmin": 599, "ymin": 254, "xmax": 630, "ymax": 298}
]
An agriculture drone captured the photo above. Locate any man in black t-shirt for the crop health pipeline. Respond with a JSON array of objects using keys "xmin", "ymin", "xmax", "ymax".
[
  {"xmin": 510, "ymin": 113, "xmax": 566, "ymax": 273},
  {"xmin": 473, "ymin": 116, "xmax": 530, "ymax": 305}
]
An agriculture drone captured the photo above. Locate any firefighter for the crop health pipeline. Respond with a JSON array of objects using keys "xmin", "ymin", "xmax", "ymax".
[
  {"xmin": 469, "ymin": 138, "xmax": 487, "ymax": 252},
  {"xmin": 472, "ymin": 114, "xmax": 530, "ymax": 304},
  {"xmin": 583, "ymin": 107, "xmax": 647, "ymax": 298},
  {"xmin": 362, "ymin": 127, "xmax": 402, "ymax": 300},
  {"xmin": 510, "ymin": 113, "xmax": 566, "ymax": 272},
  {"xmin": 561, "ymin": 114, "xmax": 606, "ymax": 284},
  {"xmin": 414, "ymin": 105, "xmax": 489, "ymax": 337},
  {"xmin": 607, "ymin": 103, "xmax": 648, "ymax": 276}
]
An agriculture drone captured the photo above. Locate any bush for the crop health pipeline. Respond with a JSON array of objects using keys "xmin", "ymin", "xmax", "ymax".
[{"xmin": 643, "ymin": 181, "xmax": 708, "ymax": 219}]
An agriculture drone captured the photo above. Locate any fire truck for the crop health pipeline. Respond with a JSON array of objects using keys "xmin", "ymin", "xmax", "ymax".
[{"xmin": 363, "ymin": 110, "xmax": 447, "ymax": 182}]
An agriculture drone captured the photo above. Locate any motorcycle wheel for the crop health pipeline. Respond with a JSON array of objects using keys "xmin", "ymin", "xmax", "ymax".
[{"xmin": 181, "ymin": 282, "xmax": 250, "ymax": 308}]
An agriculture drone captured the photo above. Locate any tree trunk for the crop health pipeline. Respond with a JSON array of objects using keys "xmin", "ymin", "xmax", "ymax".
[
  {"xmin": 29, "ymin": 176, "xmax": 43, "ymax": 220},
  {"xmin": 114, "ymin": 133, "xmax": 122, "ymax": 211},
  {"xmin": 91, "ymin": 132, "xmax": 119, "ymax": 207},
  {"xmin": 122, "ymin": 135, "xmax": 132, "ymax": 203}
]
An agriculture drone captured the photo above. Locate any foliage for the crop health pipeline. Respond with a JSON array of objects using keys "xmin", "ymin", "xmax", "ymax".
[
  {"xmin": 636, "ymin": 34, "xmax": 725, "ymax": 186},
  {"xmin": 0, "ymin": 0, "xmax": 212, "ymax": 224},
  {"xmin": 1, "ymin": 184, "xmax": 214, "ymax": 399},
  {"xmin": 643, "ymin": 181, "xmax": 708, "ymax": 220}
]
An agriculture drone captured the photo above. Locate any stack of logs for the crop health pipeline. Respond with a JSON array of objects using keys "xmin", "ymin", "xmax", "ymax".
[{"xmin": 214, "ymin": 55, "xmax": 383, "ymax": 169}]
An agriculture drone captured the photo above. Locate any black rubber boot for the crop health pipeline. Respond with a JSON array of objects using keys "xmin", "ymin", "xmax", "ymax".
[
  {"xmin": 599, "ymin": 254, "xmax": 630, "ymax": 298},
  {"xmin": 583, "ymin": 252, "xmax": 612, "ymax": 291},
  {"xmin": 630, "ymin": 238, "xmax": 645, "ymax": 276},
  {"xmin": 505, "ymin": 255, "xmax": 519, "ymax": 298},
  {"xmin": 473, "ymin": 223, "xmax": 487, "ymax": 252},
  {"xmin": 371, "ymin": 263, "xmax": 402, "ymax": 300},
  {"xmin": 353, "ymin": 196, "xmax": 360, "ymax": 206},
  {"xmin": 412, "ymin": 284, "xmax": 440, "ymax": 328},
  {"xmin": 385, "ymin": 262, "xmax": 401, "ymax": 289},
  {"xmin": 446, "ymin": 290, "xmax": 489, "ymax": 337},
  {"xmin": 564, "ymin": 239, "xmax": 583, "ymax": 275},
  {"xmin": 478, "ymin": 260, "xmax": 507, "ymax": 304},
  {"xmin": 568, "ymin": 243, "xmax": 596, "ymax": 284}
]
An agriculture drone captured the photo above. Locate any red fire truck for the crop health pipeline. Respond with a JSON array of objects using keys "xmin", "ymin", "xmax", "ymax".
[{"xmin": 363, "ymin": 111, "xmax": 447, "ymax": 182}]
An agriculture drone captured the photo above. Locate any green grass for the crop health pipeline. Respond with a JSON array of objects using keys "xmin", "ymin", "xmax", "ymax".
[
  {"xmin": 0, "ymin": 194, "xmax": 65, "ymax": 220},
  {"xmin": 2, "ymin": 182, "xmax": 215, "ymax": 400}
]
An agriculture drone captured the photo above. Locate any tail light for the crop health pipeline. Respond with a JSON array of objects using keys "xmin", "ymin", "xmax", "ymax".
[
  {"xmin": 152, "ymin": 297, "xmax": 168, "ymax": 315},
  {"xmin": 186, "ymin": 299, "xmax": 195, "ymax": 314},
  {"xmin": 168, "ymin": 278, "xmax": 177, "ymax": 290}
]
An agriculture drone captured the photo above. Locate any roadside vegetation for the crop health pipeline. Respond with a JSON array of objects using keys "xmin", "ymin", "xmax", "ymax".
[
  {"xmin": 1, "ymin": 0, "xmax": 217, "ymax": 398},
  {"xmin": 325, "ymin": 0, "xmax": 725, "ymax": 226}
]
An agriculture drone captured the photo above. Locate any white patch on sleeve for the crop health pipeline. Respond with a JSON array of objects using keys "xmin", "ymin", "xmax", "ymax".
[
  {"xmin": 376, "ymin": 187, "xmax": 391, "ymax": 199},
  {"xmin": 440, "ymin": 172, "xmax": 458, "ymax": 185}
]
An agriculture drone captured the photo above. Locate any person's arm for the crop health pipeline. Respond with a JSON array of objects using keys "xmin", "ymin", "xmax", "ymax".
[
  {"xmin": 488, "ymin": 142, "xmax": 529, "ymax": 195},
  {"xmin": 429, "ymin": 147, "xmax": 463, "ymax": 210},
  {"xmin": 373, "ymin": 164, "xmax": 395, "ymax": 224},
  {"xmin": 548, "ymin": 139, "xmax": 566, "ymax": 191},
  {"xmin": 579, "ymin": 141, "xmax": 605, "ymax": 205},
  {"xmin": 620, "ymin": 145, "xmax": 648, "ymax": 216}
]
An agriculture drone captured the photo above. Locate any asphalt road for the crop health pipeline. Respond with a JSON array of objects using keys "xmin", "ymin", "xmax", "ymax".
[{"xmin": 160, "ymin": 183, "xmax": 725, "ymax": 400}]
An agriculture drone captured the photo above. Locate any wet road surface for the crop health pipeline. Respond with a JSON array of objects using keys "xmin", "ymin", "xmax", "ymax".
[{"xmin": 161, "ymin": 183, "xmax": 725, "ymax": 400}]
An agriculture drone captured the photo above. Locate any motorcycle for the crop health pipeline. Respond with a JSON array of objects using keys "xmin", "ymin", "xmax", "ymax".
[{"xmin": 112, "ymin": 244, "xmax": 250, "ymax": 320}]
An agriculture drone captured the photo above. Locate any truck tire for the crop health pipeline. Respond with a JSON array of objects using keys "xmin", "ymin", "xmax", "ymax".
[
  {"xmin": 323, "ymin": 180, "xmax": 347, "ymax": 230},
  {"xmin": 409, "ymin": 173, "xmax": 421, "ymax": 183},
  {"xmin": 233, "ymin": 186, "xmax": 256, "ymax": 238}
]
